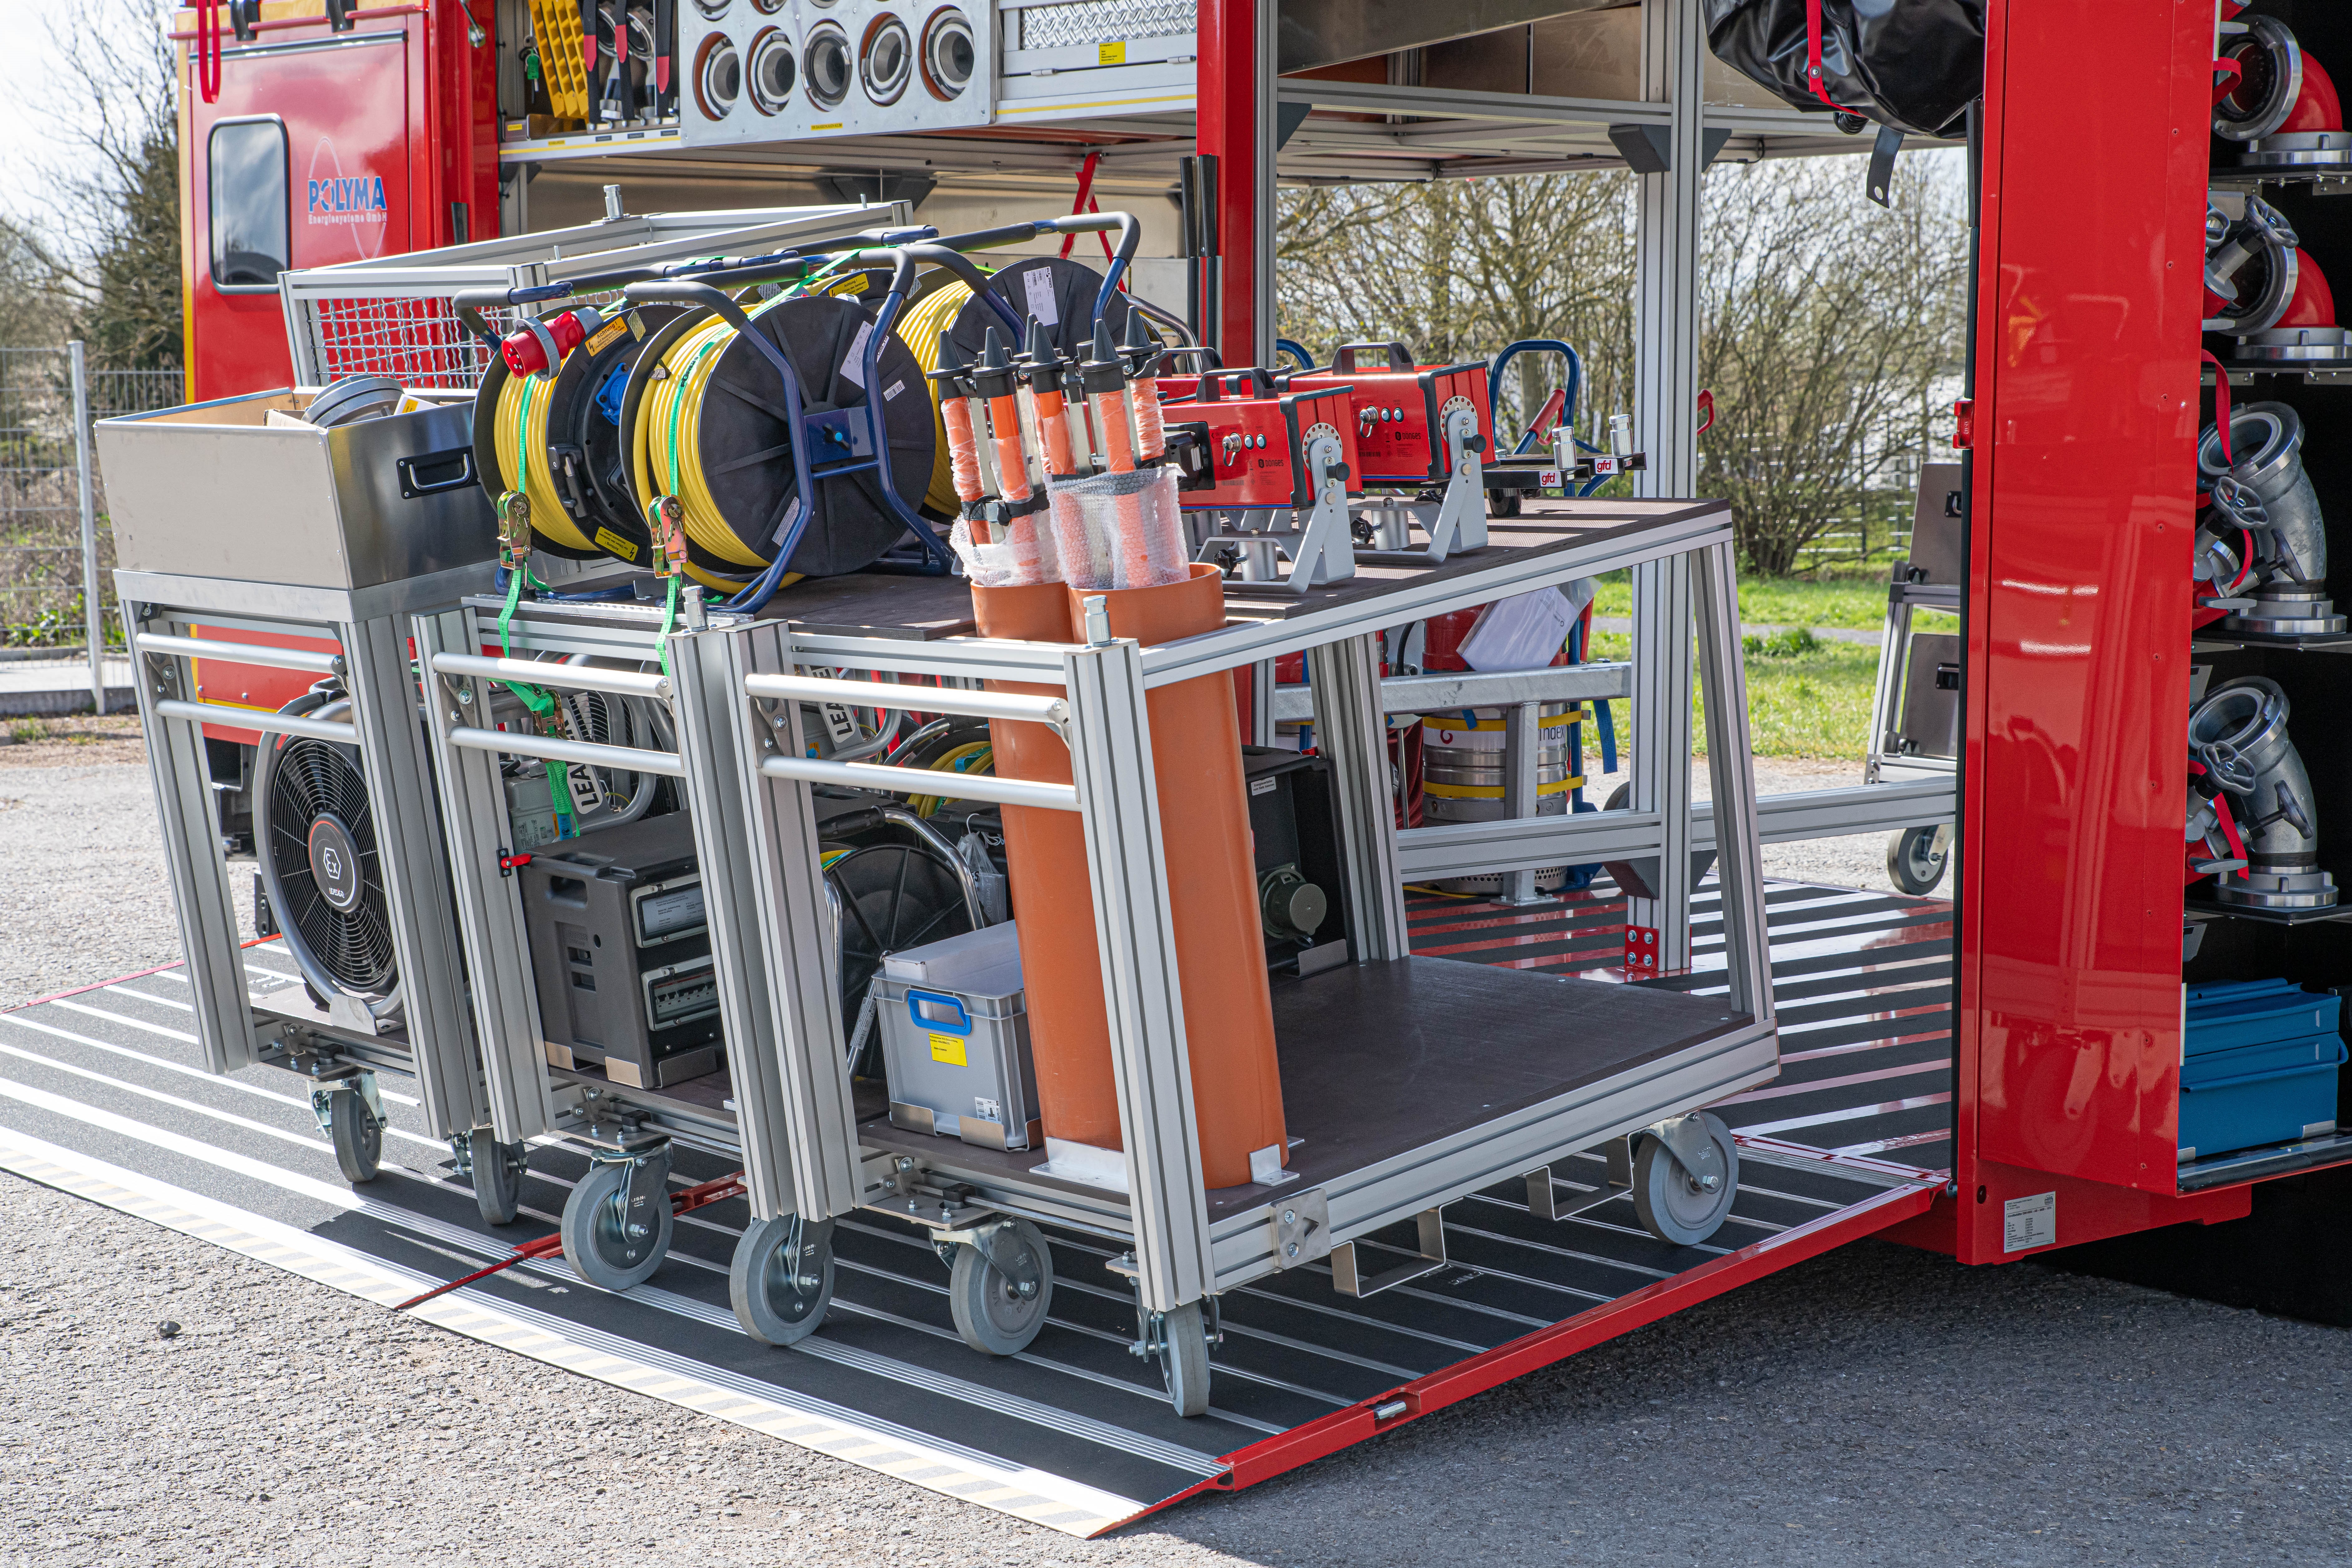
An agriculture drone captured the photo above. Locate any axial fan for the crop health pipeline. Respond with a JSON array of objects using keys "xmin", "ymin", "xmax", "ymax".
[{"xmin": 255, "ymin": 690, "xmax": 403, "ymax": 1020}]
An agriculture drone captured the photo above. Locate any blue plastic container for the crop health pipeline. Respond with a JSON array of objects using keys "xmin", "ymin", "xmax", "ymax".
[{"xmin": 2179, "ymin": 979, "xmax": 2344, "ymax": 1162}]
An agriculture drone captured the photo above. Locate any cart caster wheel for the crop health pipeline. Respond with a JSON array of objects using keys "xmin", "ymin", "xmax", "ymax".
[
  {"xmin": 469, "ymin": 1129, "xmax": 526, "ymax": 1226},
  {"xmin": 560, "ymin": 1152, "xmax": 673, "ymax": 1292},
  {"xmin": 732, "ymin": 1214, "xmax": 835, "ymax": 1346},
  {"xmin": 322, "ymin": 1087, "xmax": 382, "ymax": 1184},
  {"xmin": 1632, "ymin": 1112, "xmax": 1739, "ymax": 1247},
  {"xmin": 1886, "ymin": 823, "xmax": 1950, "ymax": 895},
  {"xmin": 1157, "ymin": 1300, "xmax": 1212, "ymax": 1419},
  {"xmin": 949, "ymin": 1218, "xmax": 1054, "ymax": 1356}
]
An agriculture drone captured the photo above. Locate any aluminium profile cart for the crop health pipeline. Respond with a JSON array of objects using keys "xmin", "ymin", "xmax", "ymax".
[
  {"xmin": 686, "ymin": 496, "xmax": 1778, "ymax": 1417},
  {"xmin": 1865, "ymin": 462, "xmax": 1965, "ymax": 895},
  {"xmin": 102, "ymin": 394, "xmax": 509, "ymax": 1213},
  {"xmin": 412, "ymin": 590, "xmax": 840, "ymax": 1323}
]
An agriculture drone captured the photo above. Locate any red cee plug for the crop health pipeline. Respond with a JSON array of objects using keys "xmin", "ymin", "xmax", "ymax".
[{"xmin": 500, "ymin": 307, "xmax": 602, "ymax": 378}]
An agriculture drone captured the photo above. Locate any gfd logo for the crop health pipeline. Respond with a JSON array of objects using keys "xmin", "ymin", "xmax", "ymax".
[{"xmin": 307, "ymin": 175, "xmax": 387, "ymax": 226}]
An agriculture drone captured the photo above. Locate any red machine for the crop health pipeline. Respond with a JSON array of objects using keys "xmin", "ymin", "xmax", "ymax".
[
  {"xmin": 174, "ymin": 0, "xmax": 497, "ymax": 401},
  {"xmin": 1281, "ymin": 343, "xmax": 1493, "ymax": 488},
  {"xmin": 1160, "ymin": 368, "xmax": 1362, "ymax": 589}
]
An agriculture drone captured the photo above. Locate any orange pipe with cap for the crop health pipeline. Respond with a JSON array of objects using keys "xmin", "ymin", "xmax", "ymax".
[
  {"xmin": 971, "ymin": 584, "xmax": 1117, "ymax": 1145},
  {"xmin": 987, "ymin": 563, "xmax": 1286, "ymax": 1187}
]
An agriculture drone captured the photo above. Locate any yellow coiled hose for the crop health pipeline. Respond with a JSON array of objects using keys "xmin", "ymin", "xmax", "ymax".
[
  {"xmin": 493, "ymin": 372, "xmax": 598, "ymax": 555},
  {"xmin": 629, "ymin": 302, "xmax": 789, "ymax": 593},
  {"xmin": 890, "ymin": 279, "xmax": 977, "ymax": 516}
]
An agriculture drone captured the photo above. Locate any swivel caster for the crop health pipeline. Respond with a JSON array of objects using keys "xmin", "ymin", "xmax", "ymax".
[
  {"xmin": 310, "ymin": 1072, "xmax": 384, "ymax": 1184},
  {"xmin": 731, "ymin": 1214, "xmax": 835, "ymax": 1346},
  {"xmin": 1886, "ymin": 823, "xmax": 1951, "ymax": 895},
  {"xmin": 1630, "ymin": 1111, "xmax": 1740, "ymax": 1247},
  {"xmin": 560, "ymin": 1143, "xmax": 673, "ymax": 1292},
  {"xmin": 1154, "ymin": 1300, "xmax": 1213, "ymax": 1419},
  {"xmin": 466, "ymin": 1128, "xmax": 528, "ymax": 1226},
  {"xmin": 948, "ymin": 1218, "xmax": 1053, "ymax": 1356}
]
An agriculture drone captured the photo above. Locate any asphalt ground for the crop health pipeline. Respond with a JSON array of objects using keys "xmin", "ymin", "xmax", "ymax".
[{"xmin": 6, "ymin": 723, "xmax": 2345, "ymax": 1566}]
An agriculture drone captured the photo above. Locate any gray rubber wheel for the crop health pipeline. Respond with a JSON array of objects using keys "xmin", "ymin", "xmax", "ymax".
[
  {"xmin": 1631, "ymin": 1115, "xmax": 1740, "ymax": 1247},
  {"xmin": 560, "ymin": 1159, "xmax": 672, "ymax": 1292},
  {"xmin": 470, "ymin": 1129, "xmax": 525, "ymax": 1226},
  {"xmin": 948, "ymin": 1219, "xmax": 1053, "ymax": 1356},
  {"xmin": 327, "ymin": 1091, "xmax": 382, "ymax": 1183},
  {"xmin": 1159, "ymin": 1300, "xmax": 1212, "ymax": 1418},
  {"xmin": 1886, "ymin": 824, "xmax": 1950, "ymax": 895},
  {"xmin": 732, "ymin": 1215, "xmax": 835, "ymax": 1346}
]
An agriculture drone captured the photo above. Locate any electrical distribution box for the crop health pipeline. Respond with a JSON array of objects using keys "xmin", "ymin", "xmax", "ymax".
[{"xmin": 517, "ymin": 811, "xmax": 723, "ymax": 1089}]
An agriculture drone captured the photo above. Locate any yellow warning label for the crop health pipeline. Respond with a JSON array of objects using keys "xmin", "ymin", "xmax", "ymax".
[
  {"xmin": 929, "ymin": 1032, "xmax": 967, "ymax": 1066},
  {"xmin": 828, "ymin": 273, "xmax": 870, "ymax": 296},
  {"xmin": 585, "ymin": 315, "xmax": 630, "ymax": 354},
  {"xmin": 1098, "ymin": 40, "xmax": 1127, "ymax": 64},
  {"xmin": 811, "ymin": 122, "xmax": 843, "ymax": 131},
  {"xmin": 593, "ymin": 527, "xmax": 640, "ymax": 562}
]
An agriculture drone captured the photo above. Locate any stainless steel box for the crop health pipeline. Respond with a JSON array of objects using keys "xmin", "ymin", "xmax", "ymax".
[{"xmin": 94, "ymin": 389, "xmax": 496, "ymax": 590}]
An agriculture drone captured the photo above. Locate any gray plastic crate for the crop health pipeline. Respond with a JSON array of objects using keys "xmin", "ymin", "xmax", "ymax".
[{"xmin": 873, "ymin": 954, "xmax": 1038, "ymax": 1153}]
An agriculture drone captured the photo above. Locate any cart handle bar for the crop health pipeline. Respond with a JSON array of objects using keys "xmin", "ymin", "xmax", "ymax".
[
  {"xmin": 135, "ymin": 632, "xmax": 343, "ymax": 676},
  {"xmin": 759, "ymin": 753, "xmax": 1079, "ymax": 811},
  {"xmin": 431, "ymin": 651, "xmax": 671, "ymax": 703},
  {"xmin": 154, "ymin": 699, "xmax": 355, "ymax": 744},
  {"xmin": 446, "ymin": 725, "xmax": 686, "ymax": 779},
  {"xmin": 743, "ymin": 671, "xmax": 1066, "ymax": 732}
]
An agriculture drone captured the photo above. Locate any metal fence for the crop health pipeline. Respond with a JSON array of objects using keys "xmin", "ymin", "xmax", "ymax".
[{"xmin": 0, "ymin": 345, "xmax": 183, "ymax": 709}]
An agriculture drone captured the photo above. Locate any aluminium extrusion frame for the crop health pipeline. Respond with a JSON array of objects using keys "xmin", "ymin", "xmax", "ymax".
[
  {"xmin": 116, "ymin": 563, "xmax": 498, "ymax": 1147},
  {"xmin": 408, "ymin": 594, "xmax": 805, "ymax": 1220},
  {"xmin": 705, "ymin": 503, "xmax": 1779, "ymax": 1381}
]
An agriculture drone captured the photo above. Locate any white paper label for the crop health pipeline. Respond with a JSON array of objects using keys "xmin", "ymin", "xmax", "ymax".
[
  {"xmin": 840, "ymin": 320, "xmax": 875, "ymax": 388},
  {"xmin": 1022, "ymin": 265, "xmax": 1060, "ymax": 329},
  {"xmin": 2002, "ymin": 1191, "xmax": 2056, "ymax": 1253},
  {"xmin": 883, "ymin": 377, "xmax": 905, "ymax": 402},
  {"xmin": 1538, "ymin": 469, "xmax": 1561, "ymax": 487},
  {"xmin": 1249, "ymin": 776, "xmax": 1277, "ymax": 796}
]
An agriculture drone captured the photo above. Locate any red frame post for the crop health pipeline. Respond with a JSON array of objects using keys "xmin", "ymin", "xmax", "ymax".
[{"xmin": 1196, "ymin": 0, "xmax": 1258, "ymax": 367}]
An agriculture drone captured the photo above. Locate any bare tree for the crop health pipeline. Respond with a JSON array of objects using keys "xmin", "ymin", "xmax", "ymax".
[
  {"xmin": 1698, "ymin": 155, "xmax": 1965, "ymax": 574},
  {"xmin": 1275, "ymin": 153, "xmax": 1967, "ymax": 572},
  {"xmin": 12, "ymin": 0, "xmax": 182, "ymax": 368},
  {"xmin": 1277, "ymin": 173, "xmax": 1638, "ymax": 449}
]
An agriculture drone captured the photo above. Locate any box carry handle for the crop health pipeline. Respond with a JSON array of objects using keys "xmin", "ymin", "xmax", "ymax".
[
  {"xmin": 2182, "ymin": 1040, "xmax": 2346, "ymax": 1093},
  {"xmin": 397, "ymin": 444, "xmax": 478, "ymax": 499},
  {"xmin": 906, "ymin": 988, "xmax": 973, "ymax": 1035}
]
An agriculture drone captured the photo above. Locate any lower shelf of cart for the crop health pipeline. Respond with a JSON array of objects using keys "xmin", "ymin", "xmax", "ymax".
[{"xmin": 855, "ymin": 954, "xmax": 1762, "ymax": 1231}]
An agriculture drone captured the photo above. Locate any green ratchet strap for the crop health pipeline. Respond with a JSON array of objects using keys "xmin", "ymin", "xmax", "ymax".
[
  {"xmin": 496, "ymin": 539, "xmax": 576, "ymax": 839},
  {"xmin": 656, "ymin": 571, "xmax": 680, "ymax": 683}
]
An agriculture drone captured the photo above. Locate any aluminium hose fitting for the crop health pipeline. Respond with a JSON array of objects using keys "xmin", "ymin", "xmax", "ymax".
[
  {"xmin": 2189, "ymin": 675, "xmax": 2337, "ymax": 910},
  {"xmin": 2197, "ymin": 402, "xmax": 2346, "ymax": 635}
]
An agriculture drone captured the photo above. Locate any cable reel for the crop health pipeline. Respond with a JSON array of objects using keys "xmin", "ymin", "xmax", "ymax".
[
  {"xmin": 472, "ymin": 302, "xmax": 688, "ymax": 572},
  {"xmin": 618, "ymin": 291, "xmax": 937, "ymax": 585}
]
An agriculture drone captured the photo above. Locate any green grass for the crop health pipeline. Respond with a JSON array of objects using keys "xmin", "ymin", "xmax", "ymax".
[
  {"xmin": 1587, "ymin": 627, "xmax": 1881, "ymax": 760},
  {"xmin": 1591, "ymin": 570, "xmax": 1896, "ymax": 630}
]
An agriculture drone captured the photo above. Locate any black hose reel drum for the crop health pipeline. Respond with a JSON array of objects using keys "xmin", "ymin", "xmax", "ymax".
[{"xmin": 620, "ymin": 291, "xmax": 936, "ymax": 581}]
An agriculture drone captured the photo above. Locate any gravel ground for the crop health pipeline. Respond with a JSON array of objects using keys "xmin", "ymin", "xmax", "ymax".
[
  {"xmin": 0, "ymin": 717, "xmax": 261, "ymax": 1012},
  {"xmin": 2, "ymin": 1171, "xmax": 2346, "ymax": 1567},
  {"xmin": 23, "ymin": 725, "xmax": 2331, "ymax": 1568}
]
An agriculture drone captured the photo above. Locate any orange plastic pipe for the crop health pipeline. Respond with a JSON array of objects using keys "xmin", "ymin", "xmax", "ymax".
[
  {"xmin": 987, "ymin": 392, "xmax": 1031, "ymax": 501},
  {"xmin": 970, "ymin": 583, "xmax": 1118, "ymax": 1146},
  {"xmin": 1065, "ymin": 563, "xmax": 1286, "ymax": 1188},
  {"xmin": 1035, "ymin": 388, "xmax": 1077, "ymax": 476},
  {"xmin": 942, "ymin": 395, "xmax": 984, "ymax": 504}
]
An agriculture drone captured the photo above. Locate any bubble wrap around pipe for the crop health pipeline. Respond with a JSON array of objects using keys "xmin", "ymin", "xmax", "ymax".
[
  {"xmin": 1047, "ymin": 466, "xmax": 1187, "ymax": 590},
  {"xmin": 949, "ymin": 511, "xmax": 1062, "ymax": 587}
]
